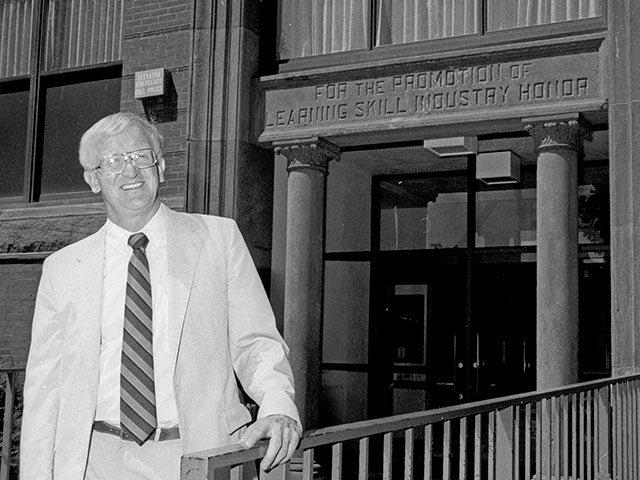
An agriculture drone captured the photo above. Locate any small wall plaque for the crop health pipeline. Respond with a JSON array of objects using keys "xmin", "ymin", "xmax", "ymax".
[{"xmin": 134, "ymin": 68, "xmax": 165, "ymax": 99}]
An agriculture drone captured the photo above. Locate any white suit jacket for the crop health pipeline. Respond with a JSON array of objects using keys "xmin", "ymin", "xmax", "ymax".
[{"xmin": 20, "ymin": 206, "xmax": 300, "ymax": 480}]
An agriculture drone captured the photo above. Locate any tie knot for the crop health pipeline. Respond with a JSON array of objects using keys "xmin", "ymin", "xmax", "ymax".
[{"xmin": 128, "ymin": 232, "xmax": 149, "ymax": 251}]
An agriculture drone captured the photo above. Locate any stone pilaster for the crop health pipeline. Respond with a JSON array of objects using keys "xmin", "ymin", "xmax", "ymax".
[
  {"xmin": 274, "ymin": 138, "xmax": 339, "ymax": 429},
  {"xmin": 609, "ymin": 0, "xmax": 640, "ymax": 377},
  {"xmin": 186, "ymin": 0, "xmax": 273, "ymax": 272},
  {"xmin": 524, "ymin": 114, "xmax": 592, "ymax": 390}
]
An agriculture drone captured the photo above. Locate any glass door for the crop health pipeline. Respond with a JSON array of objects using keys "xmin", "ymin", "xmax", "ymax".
[
  {"xmin": 471, "ymin": 259, "xmax": 536, "ymax": 399},
  {"xmin": 370, "ymin": 169, "xmax": 471, "ymax": 417},
  {"xmin": 373, "ymin": 254, "xmax": 468, "ymax": 416}
]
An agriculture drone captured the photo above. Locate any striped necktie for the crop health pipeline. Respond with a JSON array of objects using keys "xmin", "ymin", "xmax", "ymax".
[{"xmin": 121, "ymin": 232, "xmax": 157, "ymax": 445}]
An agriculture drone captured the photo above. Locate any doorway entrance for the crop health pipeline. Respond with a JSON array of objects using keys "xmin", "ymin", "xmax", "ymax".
[
  {"xmin": 320, "ymin": 133, "xmax": 611, "ymax": 426},
  {"xmin": 371, "ymin": 250, "xmax": 537, "ymax": 417}
]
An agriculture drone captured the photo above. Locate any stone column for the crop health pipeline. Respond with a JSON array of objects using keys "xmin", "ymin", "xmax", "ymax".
[
  {"xmin": 274, "ymin": 138, "xmax": 339, "ymax": 429},
  {"xmin": 524, "ymin": 114, "xmax": 592, "ymax": 390}
]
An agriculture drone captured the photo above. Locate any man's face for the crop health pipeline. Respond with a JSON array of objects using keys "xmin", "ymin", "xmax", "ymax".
[{"xmin": 83, "ymin": 126, "xmax": 165, "ymax": 224}]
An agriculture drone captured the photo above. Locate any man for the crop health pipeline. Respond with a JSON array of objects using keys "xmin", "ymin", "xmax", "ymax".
[{"xmin": 20, "ymin": 112, "xmax": 301, "ymax": 480}]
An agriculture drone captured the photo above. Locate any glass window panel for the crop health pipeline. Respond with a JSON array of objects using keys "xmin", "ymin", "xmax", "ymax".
[
  {"xmin": 392, "ymin": 387, "xmax": 426, "ymax": 415},
  {"xmin": 44, "ymin": 0, "xmax": 124, "ymax": 71},
  {"xmin": 0, "ymin": 0, "xmax": 34, "ymax": 78},
  {"xmin": 376, "ymin": 0, "xmax": 479, "ymax": 46},
  {"xmin": 40, "ymin": 75, "xmax": 120, "ymax": 195},
  {"xmin": 320, "ymin": 370, "xmax": 367, "ymax": 426},
  {"xmin": 579, "ymin": 257, "xmax": 610, "ymax": 379},
  {"xmin": 0, "ymin": 83, "xmax": 29, "ymax": 198},
  {"xmin": 323, "ymin": 261, "xmax": 370, "ymax": 364},
  {"xmin": 487, "ymin": 0, "xmax": 603, "ymax": 32},
  {"xmin": 326, "ymin": 157, "xmax": 371, "ymax": 252},
  {"xmin": 579, "ymin": 163, "xmax": 609, "ymax": 245},
  {"xmin": 379, "ymin": 175, "xmax": 467, "ymax": 250},
  {"xmin": 476, "ymin": 168, "xmax": 537, "ymax": 248},
  {"xmin": 277, "ymin": 0, "xmax": 370, "ymax": 60}
]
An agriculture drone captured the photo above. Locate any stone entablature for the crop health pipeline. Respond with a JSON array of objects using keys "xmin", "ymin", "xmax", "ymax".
[{"xmin": 258, "ymin": 37, "xmax": 605, "ymax": 144}]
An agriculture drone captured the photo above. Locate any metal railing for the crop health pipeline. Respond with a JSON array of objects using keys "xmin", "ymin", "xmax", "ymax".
[
  {"xmin": 182, "ymin": 373, "xmax": 640, "ymax": 480},
  {"xmin": 0, "ymin": 367, "xmax": 24, "ymax": 480}
]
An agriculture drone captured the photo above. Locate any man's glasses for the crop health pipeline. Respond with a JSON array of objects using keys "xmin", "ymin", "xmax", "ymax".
[{"xmin": 94, "ymin": 148, "xmax": 158, "ymax": 176}]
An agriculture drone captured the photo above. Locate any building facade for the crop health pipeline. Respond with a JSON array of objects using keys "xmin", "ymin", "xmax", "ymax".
[{"xmin": 1, "ymin": 0, "xmax": 639, "ymax": 431}]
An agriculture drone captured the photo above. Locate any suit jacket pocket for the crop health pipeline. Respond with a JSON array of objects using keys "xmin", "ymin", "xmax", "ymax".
[{"xmin": 223, "ymin": 403, "xmax": 253, "ymax": 435}]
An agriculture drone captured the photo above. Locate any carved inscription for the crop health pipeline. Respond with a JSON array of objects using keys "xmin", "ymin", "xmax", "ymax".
[{"xmin": 263, "ymin": 53, "xmax": 599, "ymax": 132}]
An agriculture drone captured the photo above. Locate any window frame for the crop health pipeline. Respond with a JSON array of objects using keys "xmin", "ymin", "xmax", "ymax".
[
  {"xmin": 275, "ymin": 0, "xmax": 607, "ymax": 73},
  {"xmin": 0, "ymin": 0, "xmax": 122, "ymax": 206}
]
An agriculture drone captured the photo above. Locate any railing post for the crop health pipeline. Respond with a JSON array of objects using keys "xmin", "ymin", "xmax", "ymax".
[
  {"xmin": 596, "ymin": 386, "xmax": 611, "ymax": 479},
  {"xmin": 181, "ymin": 457, "xmax": 235, "ymax": 480},
  {"xmin": 495, "ymin": 407, "xmax": 514, "ymax": 480},
  {"xmin": 180, "ymin": 455, "xmax": 211, "ymax": 480},
  {"xmin": 1, "ymin": 372, "xmax": 16, "ymax": 480},
  {"xmin": 261, "ymin": 462, "xmax": 289, "ymax": 480}
]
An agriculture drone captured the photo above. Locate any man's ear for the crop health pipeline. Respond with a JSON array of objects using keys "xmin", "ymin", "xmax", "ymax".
[
  {"xmin": 157, "ymin": 155, "xmax": 166, "ymax": 183},
  {"xmin": 84, "ymin": 170, "xmax": 101, "ymax": 194}
]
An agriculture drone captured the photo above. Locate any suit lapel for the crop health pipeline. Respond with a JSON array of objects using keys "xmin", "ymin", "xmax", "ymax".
[
  {"xmin": 70, "ymin": 226, "xmax": 106, "ymax": 404},
  {"xmin": 165, "ymin": 207, "xmax": 203, "ymax": 364}
]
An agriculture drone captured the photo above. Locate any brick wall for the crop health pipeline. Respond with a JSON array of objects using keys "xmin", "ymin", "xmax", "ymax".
[
  {"xmin": 0, "ymin": 261, "xmax": 43, "ymax": 366},
  {"xmin": 120, "ymin": 0, "xmax": 193, "ymax": 207}
]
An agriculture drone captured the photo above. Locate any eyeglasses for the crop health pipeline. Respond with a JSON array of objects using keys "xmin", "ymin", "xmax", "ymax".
[{"xmin": 94, "ymin": 148, "xmax": 158, "ymax": 176}]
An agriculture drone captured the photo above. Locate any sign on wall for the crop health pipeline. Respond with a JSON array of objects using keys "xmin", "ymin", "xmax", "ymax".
[
  {"xmin": 134, "ymin": 68, "xmax": 166, "ymax": 99},
  {"xmin": 261, "ymin": 50, "xmax": 601, "ymax": 141}
]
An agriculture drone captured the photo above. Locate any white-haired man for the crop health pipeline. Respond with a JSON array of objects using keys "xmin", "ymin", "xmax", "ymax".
[{"xmin": 20, "ymin": 112, "xmax": 301, "ymax": 480}]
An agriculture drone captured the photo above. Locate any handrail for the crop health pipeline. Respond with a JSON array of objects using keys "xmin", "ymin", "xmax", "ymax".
[
  {"xmin": 1, "ymin": 367, "xmax": 24, "ymax": 480},
  {"xmin": 182, "ymin": 373, "xmax": 640, "ymax": 480},
  {"xmin": 301, "ymin": 372, "xmax": 640, "ymax": 448}
]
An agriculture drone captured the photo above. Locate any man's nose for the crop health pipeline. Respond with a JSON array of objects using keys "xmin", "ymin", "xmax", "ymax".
[{"xmin": 121, "ymin": 157, "xmax": 140, "ymax": 177}]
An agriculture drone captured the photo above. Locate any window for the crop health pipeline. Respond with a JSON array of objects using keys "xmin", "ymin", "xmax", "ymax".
[
  {"xmin": 379, "ymin": 174, "xmax": 468, "ymax": 250},
  {"xmin": 376, "ymin": 0, "xmax": 479, "ymax": 46},
  {"xmin": 278, "ymin": 0, "xmax": 371, "ymax": 59},
  {"xmin": 277, "ymin": 0, "xmax": 604, "ymax": 61},
  {"xmin": 0, "ymin": 0, "xmax": 123, "ymax": 202},
  {"xmin": 39, "ymin": 69, "xmax": 122, "ymax": 197},
  {"xmin": 487, "ymin": 0, "xmax": 603, "ymax": 31},
  {"xmin": 0, "ymin": 80, "xmax": 29, "ymax": 198}
]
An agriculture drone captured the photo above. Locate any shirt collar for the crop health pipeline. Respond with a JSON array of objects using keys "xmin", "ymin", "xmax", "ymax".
[{"xmin": 105, "ymin": 204, "xmax": 167, "ymax": 253}]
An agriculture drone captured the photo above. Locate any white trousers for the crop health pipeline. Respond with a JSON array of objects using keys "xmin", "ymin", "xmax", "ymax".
[{"xmin": 84, "ymin": 430, "xmax": 183, "ymax": 480}]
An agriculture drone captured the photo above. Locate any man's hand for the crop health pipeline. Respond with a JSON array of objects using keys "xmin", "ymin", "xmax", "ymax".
[{"xmin": 239, "ymin": 414, "xmax": 302, "ymax": 471}]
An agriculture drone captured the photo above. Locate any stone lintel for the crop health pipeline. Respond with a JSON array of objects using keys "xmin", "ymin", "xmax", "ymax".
[
  {"xmin": 523, "ymin": 113, "xmax": 593, "ymax": 153},
  {"xmin": 274, "ymin": 138, "xmax": 340, "ymax": 174}
]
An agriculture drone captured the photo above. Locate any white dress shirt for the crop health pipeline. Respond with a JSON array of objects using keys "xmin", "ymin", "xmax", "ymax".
[{"xmin": 95, "ymin": 204, "xmax": 179, "ymax": 428}]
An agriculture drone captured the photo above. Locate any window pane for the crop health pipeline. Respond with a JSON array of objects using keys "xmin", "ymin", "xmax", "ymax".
[
  {"xmin": 379, "ymin": 175, "xmax": 468, "ymax": 250},
  {"xmin": 376, "ymin": 0, "xmax": 479, "ymax": 46},
  {"xmin": 579, "ymin": 164, "xmax": 609, "ymax": 245},
  {"xmin": 476, "ymin": 168, "xmax": 537, "ymax": 247},
  {"xmin": 0, "ymin": 0, "xmax": 34, "ymax": 78},
  {"xmin": 323, "ymin": 261, "xmax": 370, "ymax": 364},
  {"xmin": 278, "ymin": 0, "xmax": 370, "ymax": 60},
  {"xmin": 0, "ymin": 83, "xmax": 29, "ymax": 198},
  {"xmin": 44, "ymin": 0, "xmax": 124, "ymax": 71},
  {"xmin": 40, "ymin": 74, "xmax": 121, "ymax": 195},
  {"xmin": 487, "ymin": 0, "xmax": 603, "ymax": 32},
  {"xmin": 326, "ymin": 156, "xmax": 371, "ymax": 252},
  {"xmin": 320, "ymin": 370, "xmax": 367, "ymax": 426}
]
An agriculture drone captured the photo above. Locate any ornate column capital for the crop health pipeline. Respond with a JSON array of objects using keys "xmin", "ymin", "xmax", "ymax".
[
  {"xmin": 523, "ymin": 114, "xmax": 593, "ymax": 153},
  {"xmin": 274, "ymin": 138, "xmax": 340, "ymax": 174}
]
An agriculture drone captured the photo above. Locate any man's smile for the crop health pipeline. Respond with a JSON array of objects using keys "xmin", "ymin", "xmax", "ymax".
[{"xmin": 121, "ymin": 181, "xmax": 144, "ymax": 190}]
